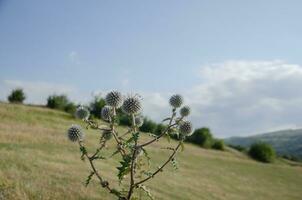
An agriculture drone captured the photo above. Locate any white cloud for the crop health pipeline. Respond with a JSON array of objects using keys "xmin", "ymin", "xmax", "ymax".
[
  {"xmin": 140, "ymin": 92, "xmax": 170, "ymax": 120},
  {"xmin": 137, "ymin": 60, "xmax": 302, "ymax": 137},
  {"xmin": 186, "ymin": 60, "xmax": 302, "ymax": 137},
  {"xmin": 2, "ymin": 60, "xmax": 302, "ymax": 137}
]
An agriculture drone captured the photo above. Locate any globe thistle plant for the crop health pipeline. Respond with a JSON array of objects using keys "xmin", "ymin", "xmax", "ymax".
[
  {"xmin": 134, "ymin": 116, "xmax": 144, "ymax": 127},
  {"xmin": 101, "ymin": 106, "xmax": 112, "ymax": 121},
  {"xmin": 105, "ymin": 91, "xmax": 123, "ymax": 108},
  {"xmin": 66, "ymin": 91, "xmax": 193, "ymax": 200},
  {"xmin": 122, "ymin": 95, "xmax": 142, "ymax": 115},
  {"xmin": 169, "ymin": 94, "xmax": 183, "ymax": 108},
  {"xmin": 67, "ymin": 124, "xmax": 84, "ymax": 142},
  {"xmin": 180, "ymin": 106, "xmax": 190, "ymax": 117},
  {"xmin": 179, "ymin": 121, "xmax": 193, "ymax": 136},
  {"xmin": 102, "ymin": 130, "xmax": 113, "ymax": 140},
  {"xmin": 75, "ymin": 106, "xmax": 90, "ymax": 120}
]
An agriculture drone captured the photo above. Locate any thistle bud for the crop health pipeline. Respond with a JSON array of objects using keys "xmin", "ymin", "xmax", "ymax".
[
  {"xmin": 101, "ymin": 106, "xmax": 112, "ymax": 121},
  {"xmin": 179, "ymin": 121, "xmax": 193, "ymax": 136},
  {"xmin": 169, "ymin": 94, "xmax": 183, "ymax": 108},
  {"xmin": 67, "ymin": 125, "xmax": 84, "ymax": 142},
  {"xmin": 135, "ymin": 116, "xmax": 144, "ymax": 127},
  {"xmin": 75, "ymin": 106, "xmax": 90, "ymax": 120},
  {"xmin": 102, "ymin": 130, "xmax": 113, "ymax": 140},
  {"xmin": 122, "ymin": 96, "xmax": 142, "ymax": 115},
  {"xmin": 101, "ymin": 180, "xmax": 109, "ymax": 187},
  {"xmin": 105, "ymin": 91, "xmax": 123, "ymax": 108},
  {"xmin": 180, "ymin": 106, "xmax": 190, "ymax": 117}
]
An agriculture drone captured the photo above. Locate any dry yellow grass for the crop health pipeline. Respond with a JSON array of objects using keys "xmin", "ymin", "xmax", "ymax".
[{"xmin": 1, "ymin": 103, "xmax": 302, "ymax": 200}]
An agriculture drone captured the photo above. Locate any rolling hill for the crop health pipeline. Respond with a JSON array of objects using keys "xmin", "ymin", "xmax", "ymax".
[
  {"xmin": 225, "ymin": 129, "xmax": 302, "ymax": 159},
  {"xmin": 1, "ymin": 102, "xmax": 302, "ymax": 200}
]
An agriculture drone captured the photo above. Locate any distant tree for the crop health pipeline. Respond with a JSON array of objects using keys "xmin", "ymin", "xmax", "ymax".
[
  {"xmin": 154, "ymin": 123, "xmax": 168, "ymax": 136},
  {"xmin": 248, "ymin": 142, "xmax": 275, "ymax": 163},
  {"xmin": 46, "ymin": 95, "xmax": 69, "ymax": 110},
  {"xmin": 89, "ymin": 96, "xmax": 106, "ymax": 118},
  {"xmin": 139, "ymin": 117, "xmax": 157, "ymax": 133},
  {"xmin": 281, "ymin": 155, "xmax": 301, "ymax": 162},
  {"xmin": 117, "ymin": 111, "xmax": 132, "ymax": 126},
  {"xmin": 187, "ymin": 127, "xmax": 213, "ymax": 148},
  {"xmin": 64, "ymin": 102, "xmax": 77, "ymax": 115},
  {"xmin": 212, "ymin": 139, "xmax": 225, "ymax": 150},
  {"xmin": 228, "ymin": 144, "xmax": 247, "ymax": 152},
  {"xmin": 8, "ymin": 88, "xmax": 26, "ymax": 104}
]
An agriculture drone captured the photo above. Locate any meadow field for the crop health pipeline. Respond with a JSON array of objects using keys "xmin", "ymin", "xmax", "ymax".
[{"xmin": 0, "ymin": 103, "xmax": 302, "ymax": 200}]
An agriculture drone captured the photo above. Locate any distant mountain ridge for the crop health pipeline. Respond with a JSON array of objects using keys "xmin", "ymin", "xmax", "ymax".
[{"xmin": 224, "ymin": 129, "xmax": 302, "ymax": 159}]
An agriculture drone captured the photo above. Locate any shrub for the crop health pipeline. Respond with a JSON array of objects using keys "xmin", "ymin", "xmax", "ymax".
[
  {"xmin": 281, "ymin": 155, "xmax": 301, "ymax": 162},
  {"xmin": 154, "ymin": 123, "xmax": 167, "ymax": 136},
  {"xmin": 65, "ymin": 91, "xmax": 193, "ymax": 199},
  {"xmin": 187, "ymin": 127, "xmax": 213, "ymax": 148},
  {"xmin": 117, "ymin": 112, "xmax": 132, "ymax": 126},
  {"xmin": 248, "ymin": 142, "xmax": 275, "ymax": 163},
  {"xmin": 7, "ymin": 88, "xmax": 26, "ymax": 104},
  {"xmin": 212, "ymin": 139, "xmax": 225, "ymax": 150},
  {"xmin": 64, "ymin": 102, "xmax": 77, "ymax": 114},
  {"xmin": 139, "ymin": 117, "xmax": 158, "ymax": 133},
  {"xmin": 228, "ymin": 144, "xmax": 247, "ymax": 152},
  {"xmin": 46, "ymin": 95, "xmax": 69, "ymax": 110},
  {"xmin": 89, "ymin": 96, "xmax": 106, "ymax": 118}
]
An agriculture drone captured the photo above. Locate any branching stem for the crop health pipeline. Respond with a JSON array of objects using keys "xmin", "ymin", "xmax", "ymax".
[
  {"xmin": 138, "ymin": 112, "xmax": 182, "ymax": 148},
  {"xmin": 135, "ymin": 142, "xmax": 182, "ymax": 186},
  {"xmin": 78, "ymin": 141, "xmax": 121, "ymax": 199},
  {"xmin": 80, "ymin": 104, "xmax": 186, "ymax": 200},
  {"xmin": 127, "ymin": 114, "xmax": 138, "ymax": 199}
]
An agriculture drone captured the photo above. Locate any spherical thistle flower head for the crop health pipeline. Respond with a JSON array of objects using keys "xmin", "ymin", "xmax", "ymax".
[
  {"xmin": 135, "ymin": 147, "xmax": 144, "ymax": 157},
  {"xmin": 135, "ymin": 116, "xmax": 144, "ymax": 127},
  {"xmin": 105, "ymin": 91, "xmax": 123, "ymax": 108},
  {"xmin": 102, "ymin": 130, "xmax": 113, "ymax": 140},
  {"xmin": 169, "ymin": 94, "xmax": 183, "ymax": 108},
  {"xmin": 122, "ymin": 95, "xmax": 142, "ymax": 115},
  {"xmin": 75, "ymin": 106, "xmax": 90, "ymax": 120},
  {"xmin": 179, "ymin": 121, "xmax": 193, "ymax": 137},
  {"xmin": 180, "ymin": 106, "xmax": 190, "ymax": 117},
  {"xmin": 67, "ymin": 124, "xmax": 84, "ymax": 142},
  {"xmin": 101, "ymin": 106, "xmax": 112, "ymax": 121}
]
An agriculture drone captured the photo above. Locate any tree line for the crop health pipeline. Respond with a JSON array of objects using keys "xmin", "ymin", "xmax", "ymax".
[{"xmin": 7, "ymin": 88, "xmax": 284, "ymax": 163}]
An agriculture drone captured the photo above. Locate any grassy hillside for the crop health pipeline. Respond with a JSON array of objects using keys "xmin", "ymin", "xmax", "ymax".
[
  {"xmin": 225, "ymin": 129, "xmax": 302, "ymax": 159},
  {"xmin": 1, "ymin": 103, "xmax": 302, "ymax": 200}
]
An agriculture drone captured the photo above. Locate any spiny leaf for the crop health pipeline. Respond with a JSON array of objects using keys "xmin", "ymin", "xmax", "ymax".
[
  {"xmin": 110, "ymin": 189, "xmax": 122, "ymax": 196},
  {"xmin": 80, "ymin": 146, "xmax": 87, "ymax": 161},
  {"xmin": 138, "ymin": 185, "xmax": 154, "ymax": 200},
  {"xmin": 171, "ymin": 158, "xmax": 178, "ymax": 171},
  {"xmin": 123, "ymin": 132, "xmax": 140, "ymax": 150},
  {"xmin": 161, "ymin": 147, "xmax": 174, "ymax": 151},
  {"xmin": 92, "ymin": 155, "xmax": 106, "ymax": 160},
  {"xmin": 143, "ymin": 171, "xmax": 153, "ymax": 178},
  {"xmin": 85, "ymin": 171, "xmax": 95, "ymax": 187},
  {"xmin": 141, "ymin": 148, "xmax": 151, "ymax": 166},
  {"xmin": 117, "ymin": 155, "xmax": 132, "ymax": 181},
  {"xmin": 147, "ymin": 133, "xmax": 158, "ymax": 138},
  {"xmin": 162, "ymin": 117, "xmax": 171, "ymax": 122},
  {"xmin": 109, "ymin": 149, "xmax": 120, "ymax": 158},
  {"xmin": 132, "ymin": 132, "xmax": 140, "ymax": 142}
]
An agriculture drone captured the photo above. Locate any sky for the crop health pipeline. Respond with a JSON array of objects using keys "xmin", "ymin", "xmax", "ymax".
[{"xmin": 1, "ymin": 0, "xmax": 302, "ymax": 137}]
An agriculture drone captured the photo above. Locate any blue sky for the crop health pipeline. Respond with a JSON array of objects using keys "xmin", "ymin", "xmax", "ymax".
[{"xmin": 1, "ymin": 0, "xmax": 302, "ymax": 137}]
